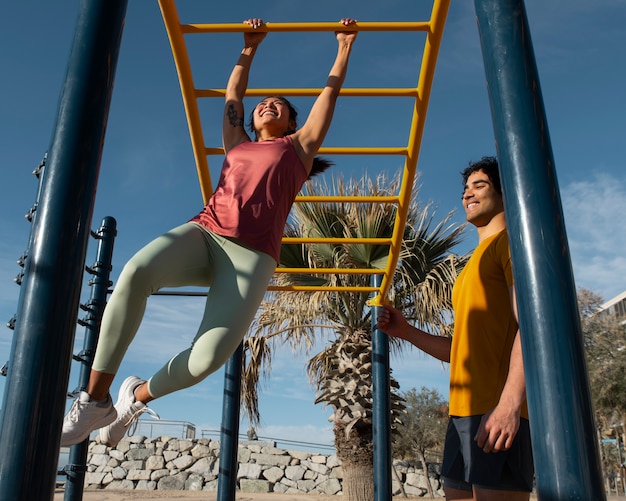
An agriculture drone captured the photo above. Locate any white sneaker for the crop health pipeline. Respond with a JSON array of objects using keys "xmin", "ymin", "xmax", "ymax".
[
  {"xmin": 61, "ymin": 391, "xmax": 116, "ymax": 447},
  {"xmin": 99, "ymin": 376, "xmax": 160, "ymax": 447}
]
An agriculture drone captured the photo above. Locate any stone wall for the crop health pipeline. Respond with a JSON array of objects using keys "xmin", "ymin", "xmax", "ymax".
[{"xmin": 81, "ymin": 435, "xmax": 444, "ymax": 497}]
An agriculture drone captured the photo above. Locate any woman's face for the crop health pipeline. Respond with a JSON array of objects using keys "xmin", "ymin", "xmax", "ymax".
[{"xmin": 253, "ymin": 97, "xmax": 295, "ymax": 136}]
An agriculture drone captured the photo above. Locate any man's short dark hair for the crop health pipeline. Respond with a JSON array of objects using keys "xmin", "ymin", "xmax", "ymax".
[{"xmin": 461, "ymin": 156, "xmax": 502, "ymax": 196}]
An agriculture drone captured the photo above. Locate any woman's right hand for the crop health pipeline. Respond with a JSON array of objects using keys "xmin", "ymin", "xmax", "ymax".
[{"xmin": 243, "ymin": 18, "xmax": 267, "ymax": 47}]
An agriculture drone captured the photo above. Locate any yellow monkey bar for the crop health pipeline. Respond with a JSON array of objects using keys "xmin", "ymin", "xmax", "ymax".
[{"xmin": 157, "ymin": 0, "xmax": 451, "ymax": 305}]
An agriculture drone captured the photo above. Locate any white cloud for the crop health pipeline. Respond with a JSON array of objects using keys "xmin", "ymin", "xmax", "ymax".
[{"xmin": 561, "ymin": 171, "xmax": 626, "ymax": 300}]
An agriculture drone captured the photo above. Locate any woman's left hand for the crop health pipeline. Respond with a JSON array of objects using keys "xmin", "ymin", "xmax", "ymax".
[{"xmin": 336, "ymin": 18, "xmax": 358, "ymax": 44}]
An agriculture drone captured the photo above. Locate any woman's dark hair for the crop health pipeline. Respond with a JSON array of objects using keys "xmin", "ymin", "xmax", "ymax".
[
  {"xmin": 247, "ymin": 96, "xmax": 333, "ymax": 179},
  {"xmin": 308, "ymin": 157, "xmax": 333, "ymax": 179},
  {"xmin": 460, "ymin": 156, "xmax": 502, "ymax": 195}
]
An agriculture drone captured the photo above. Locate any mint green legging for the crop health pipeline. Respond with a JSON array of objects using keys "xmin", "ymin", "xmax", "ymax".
[{"xmin": 91, "ymin": 222, "xmax": 276, "ymax": 399}]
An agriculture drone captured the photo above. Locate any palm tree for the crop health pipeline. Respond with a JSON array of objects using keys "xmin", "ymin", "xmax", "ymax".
[{"xmin": 242, "ymin": 172, "xmax": 467, "ymax": 499}]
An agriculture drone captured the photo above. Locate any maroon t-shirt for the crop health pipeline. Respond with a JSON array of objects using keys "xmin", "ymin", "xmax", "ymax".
[{"xmin": 191, "ymin": 136, "xmax": 307, "ymax": 263}]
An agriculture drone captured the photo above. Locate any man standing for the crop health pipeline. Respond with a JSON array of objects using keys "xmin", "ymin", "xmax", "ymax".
[{"xmin": 377, "ymin": 157, "xmax": 533, "ymax": 499}]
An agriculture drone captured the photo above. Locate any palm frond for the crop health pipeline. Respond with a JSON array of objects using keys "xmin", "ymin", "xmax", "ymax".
[{"xmin": 242, "ymin": 170, "xmax": 467, "ymax": 439}]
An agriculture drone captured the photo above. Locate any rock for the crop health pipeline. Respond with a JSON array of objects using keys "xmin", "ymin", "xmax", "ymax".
[
  {"xmin": 82, "ymin": 435, "xmax": 443, "ymax": 497},
  {"xmin": 240, "ymin": 479, "xmax": 270, "ymax": 493},
  {"xmin": 157, "ymin": 472, "xmax": 188, "ymax": 490}
]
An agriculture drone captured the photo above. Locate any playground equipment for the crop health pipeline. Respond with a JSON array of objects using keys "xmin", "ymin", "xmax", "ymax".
[
  {"xmin": 158, "ymin": 0, "xmax": 450, "ymax": 308},
  {"xmin": 0, "ymin": 0, "xmax": 607, "ymax": 499},
  {"xmin": 157, "ymin": 4, "xmax": 452, "ymax": 498}
]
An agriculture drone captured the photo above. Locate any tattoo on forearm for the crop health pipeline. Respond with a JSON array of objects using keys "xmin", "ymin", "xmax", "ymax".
[{"xmin": 226, "ymin": 104, "xmax": 244, "ymax": 127}]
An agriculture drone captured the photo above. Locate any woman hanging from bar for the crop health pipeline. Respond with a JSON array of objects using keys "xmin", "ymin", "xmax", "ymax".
[{"xmin": 61, "ymin": 17, "xmax": 358, "ymax": 447}]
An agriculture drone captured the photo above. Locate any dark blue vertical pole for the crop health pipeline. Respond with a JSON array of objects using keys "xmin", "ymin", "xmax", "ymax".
[
  {"xmin": 0, "ymin": 2, "xmax": 127, "ymax": 500},
  {"xmin": 64, "ymin": 217, "xmax": 117, "ymax": 501},
  {"xmin": 371, "ymin": 274, "xmax": 392, "ymax": 501},
  {"xmin": 474, "ymin": 0, "xmax": 605, "ymax": 499},
  {"xmin": 217, "ymin": 343, "xmax": 243, "ymax": 501}
]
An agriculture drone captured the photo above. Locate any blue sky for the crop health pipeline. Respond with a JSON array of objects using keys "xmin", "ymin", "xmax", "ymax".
[{"xmin": 1, "ymin": 1, "xmax": 625, "ymax": 450}]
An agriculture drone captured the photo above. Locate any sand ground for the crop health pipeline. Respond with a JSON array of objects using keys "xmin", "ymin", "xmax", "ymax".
[
  {"xmin": 53, "ymin": 489, "xmax": 623, "ymax": 500},
  {"xmin": 53, "ymin": 491, "xmax": 399, "ymax": 500},
  {"xmin": 53, "ymin": 491, "xmax": 336, "ymax": 501}
]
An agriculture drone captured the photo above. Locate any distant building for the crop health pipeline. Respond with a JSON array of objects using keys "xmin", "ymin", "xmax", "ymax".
[{"xmin": 599, "ymin": 290, "xmax": 626, "ymax": 324}]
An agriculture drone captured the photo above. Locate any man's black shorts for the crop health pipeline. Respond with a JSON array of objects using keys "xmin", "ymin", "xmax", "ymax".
[{"xmin": 441, "ymin": 415, "xmax": 534, "ymax": 492}]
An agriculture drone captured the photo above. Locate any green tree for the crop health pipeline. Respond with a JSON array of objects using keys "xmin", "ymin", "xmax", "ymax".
[
  {"xmin": 394, "ymin": 386, "xmax": 448, "ymax": 498},
  {"xmin": 241, "ymin": 173, "xmax": 467, "ymax": 500},
  {"xmin": 579, "ymin": 288, "xmax": 626, "ymax": 423},
  {"xmin": 579, "ymin": 287, "xmax": 626, "ymax": 482}
]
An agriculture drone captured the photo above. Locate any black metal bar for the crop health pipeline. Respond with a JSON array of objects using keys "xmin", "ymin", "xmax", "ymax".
[
  {"xmin": 0, "ymin": 1, "xmax": 127, "ymax": 499},
  {"xmin": 2, "ymin": 157, "xmax": 48, "ymax": 375},
  {"xmin": 64, "ymin": 217, "xmax": 117, "ymax": 501},
  {"xmin": 217, "ymin": 343, "xmax": 243, "ymax": 501},
  {"xmin": 371, "ymin": 274, "xmax": 392, "ymax": 501},
  {"xmin": 474, "ymin": 0, "xmax": 606, "ymax": 498}
]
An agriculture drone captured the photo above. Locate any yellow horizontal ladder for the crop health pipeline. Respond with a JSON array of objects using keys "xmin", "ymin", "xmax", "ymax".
[{"xmin": 157, "ymin": 0, "xmax": 451, "ymax": 304}]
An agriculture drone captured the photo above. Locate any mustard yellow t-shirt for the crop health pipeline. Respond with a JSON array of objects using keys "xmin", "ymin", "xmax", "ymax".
[{"xmin": 449, "ymin": 229, "xmax": 528, "ymax": 419}]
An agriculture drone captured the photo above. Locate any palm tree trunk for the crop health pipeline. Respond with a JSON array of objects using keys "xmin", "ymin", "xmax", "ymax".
[
  {"xmin": 342, "ymin": 462, "xmax": 375, "ymax": 500},
  {"xmin": 334, "ymin": 422, "xmax": 375, "ymax": 500}
]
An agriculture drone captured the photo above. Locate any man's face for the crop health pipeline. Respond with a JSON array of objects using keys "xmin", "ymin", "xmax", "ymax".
[{"xmin": 462, "ymin": 169, "xmax": 504, "ymax": 227}]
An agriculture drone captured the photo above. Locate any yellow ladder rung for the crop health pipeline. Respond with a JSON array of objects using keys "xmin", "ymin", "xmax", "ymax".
[
  {"xmin": 196, "ymin": 88, "xmax": 419, "ymax": 98},
  {"xmin": 276, "ymin": 268, "xmax": 386, "ymax": 275},
  {"xmin": 294, "ymin": 196, "xmax": 400, "ymax": 203},
  {"xmin": 281, "ymin": 237, "xmax": 392, "ymax": 245},
  {"xmin": 205, "ymin": 147, "xmax": 408, "ymax": 156},
  {"xmin": 269, "ymin": 285, "xmax": 381, "ymax": 292},
  {"xmin": 181, "ymin": 21, "xmax": 431, "ymax": 34},
  {"xmin": 322, "ymin": 147, "xmax": 408, "ymax": 155}
]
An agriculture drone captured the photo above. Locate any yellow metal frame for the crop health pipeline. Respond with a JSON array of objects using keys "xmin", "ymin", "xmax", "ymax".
[{"xmin": 157, "ymin": 0, "xmax": 451, "ymax": 305}]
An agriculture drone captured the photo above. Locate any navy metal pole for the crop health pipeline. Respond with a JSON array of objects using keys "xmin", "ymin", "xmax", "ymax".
[
  {"xmin": 371, "ymin": 274, "xmax": 392, "ymax": 501},
  {"xmin": 474, "ymin": 0, "xmax": 605, "ymax": 498},
  {"xmin": 64, "ymin": 217, "xmax": 117, "ymax": 501},
  {"xmin": 0, "ymin": 1, "xmax": 127, "ymax": 499},
  {"xmin": 217, "ymin": 343, "xmax": 243, "ymax": 501}
]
